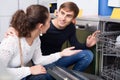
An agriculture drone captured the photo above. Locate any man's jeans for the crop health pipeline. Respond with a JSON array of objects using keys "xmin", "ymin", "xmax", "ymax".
[{"xmin": 22, "ymin": 50, "xmax": 93, "ymax": 80}]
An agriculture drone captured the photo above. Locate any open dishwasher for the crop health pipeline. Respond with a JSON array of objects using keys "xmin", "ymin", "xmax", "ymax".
[{"xmin": 97, "ymin": 21, "xmax": 120, "ymax": 80}]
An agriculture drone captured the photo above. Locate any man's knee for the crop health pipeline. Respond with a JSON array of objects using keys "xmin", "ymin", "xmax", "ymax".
[
  {"xmin": 84, "ymin": 50, "xmax": 94, "ymax": 60},
  {"xmin": 78, "ymin": 50, "xmax": 94, "ymax": 62}
]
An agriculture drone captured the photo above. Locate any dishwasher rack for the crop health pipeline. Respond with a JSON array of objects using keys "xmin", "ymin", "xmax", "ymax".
[{"xmin": 97, "ymin": 31, "xmax": 120, "ymax": 80}]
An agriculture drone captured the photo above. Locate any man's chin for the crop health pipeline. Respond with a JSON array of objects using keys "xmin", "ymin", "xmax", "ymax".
[
  {"xmin": 59, "ymin": 26, "xmax": 66, "ymax": 29},
  {"xmin": 58, "ymin": 23, "xmax": 67, "ymax": 29}
]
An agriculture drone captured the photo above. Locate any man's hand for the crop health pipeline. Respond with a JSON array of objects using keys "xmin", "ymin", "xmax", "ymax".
[
  {"xmin": 5, "ymin": 27, "xmax": 18, "ymax": 37},
  {"xmin": 86, "ymin": 30, "xmax": 100, "ymax": 47}
]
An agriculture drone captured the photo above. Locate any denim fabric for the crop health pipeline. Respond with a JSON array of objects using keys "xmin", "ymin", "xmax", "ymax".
[
  {"xmin": 24, "ymin": 74, "xmax": 55, "ymax": 80},
  {"xmin": 54, "ymin": 50, "xmax": 93, "ymax": 71},
  {"xmin": 21, "ymin": 50, "xmax": 93, "ymax": 80}
]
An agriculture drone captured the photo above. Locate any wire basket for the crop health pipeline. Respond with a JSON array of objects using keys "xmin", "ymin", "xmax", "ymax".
[{"xmin": 97, "ymin": 32, "xmax": 120, "ymax": 80}]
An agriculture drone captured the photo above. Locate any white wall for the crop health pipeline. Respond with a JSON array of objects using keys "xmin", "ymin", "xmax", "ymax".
[
  {"xmin": 57, "ymin": 0, "xmax": 98, "ymax": 16},
  {"xmin": 0, "ymin": 0, "xmax": 56, "ymax": 42},
  {"xmin": 0, "ymin": 0, "xmax": 18, "ymax": 42},
  {"xmin": 39, "ymin": 0, "xmax": 57, "ymax": 11},
  {"xmin": 108, "ymin": 0, "xmax": 120, "ymax": 7},
  {"xmin": 19, "ymin": 0, "xmax": 38, "ymax": 10}
]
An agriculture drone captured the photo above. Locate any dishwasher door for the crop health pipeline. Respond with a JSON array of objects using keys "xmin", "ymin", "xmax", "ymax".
[
  {"xmin": 75, "ymin": 20, "xmax": 99, "ymax": 75},
  {"xmin": 97, "ymin": 21, "xmax": 120, "ymax": 80}
]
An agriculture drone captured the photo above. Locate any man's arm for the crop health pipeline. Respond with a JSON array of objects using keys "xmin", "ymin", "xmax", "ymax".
[
  {"xmin": 4, "ymin": 27, "xmax": 18, "ymax": 37},
  {"xmin": 68, "ymin": 24, "xmax": 88, "ymax": 50},
  {"xmin": 69, "ymin": 24, "xmax": 100, "ymax": 49},
  {"xmin": 86, "ymin": 30, "xmax": 100, "ymax": 47}
]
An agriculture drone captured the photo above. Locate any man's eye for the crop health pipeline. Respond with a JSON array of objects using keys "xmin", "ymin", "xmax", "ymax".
[
  {"xmin": 67, "ymin": 15, "xmax": 72, "ymax": 18},
  {"xmin": 61, "ymin": 12, "xmax": 64, "ymax": 15}
]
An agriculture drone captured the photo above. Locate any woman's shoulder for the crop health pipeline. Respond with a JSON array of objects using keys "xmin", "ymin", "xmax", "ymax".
[
  {"xmin": 0, "ymin": 36, "xmax": 18, "ymax": 49},
  {"xmin": 33, "ymin": 36, "xmax": 40, "ymax": 45},
  {"xmin": 2, "ymin": 35, "xmax": 18, "ymax": 42}
]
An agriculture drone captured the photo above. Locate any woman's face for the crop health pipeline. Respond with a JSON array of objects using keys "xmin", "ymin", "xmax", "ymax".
[{"xmin": 41, "ymin": 13, "xmax": 51, "ymax": 34}]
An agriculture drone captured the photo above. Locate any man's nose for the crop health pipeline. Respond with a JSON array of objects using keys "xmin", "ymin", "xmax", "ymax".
[{"xmin": 62, "ymin": 15, "xmax": 66, "ymax": 20}]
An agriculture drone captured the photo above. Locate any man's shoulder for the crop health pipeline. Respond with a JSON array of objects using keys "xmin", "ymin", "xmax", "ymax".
[
  {"xmin": 69, "ymin": 22, "xmax": 75, "ymax": 26},
  {"xmin": 67, "ymin": 23, "xmax": 76, "ymax": 29}
]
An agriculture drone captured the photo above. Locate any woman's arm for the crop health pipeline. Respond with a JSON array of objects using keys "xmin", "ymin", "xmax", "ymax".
[
  {"xmin": 0, "ymin": 37, "xmax": 31, "ymax": 79},
  {"xmin": 32, "ymin": 38, "xmax": 81, "ymax": 65},
  {"xmin": 0, "ymin": 37, "xmax": 46, "ymax": 79}
]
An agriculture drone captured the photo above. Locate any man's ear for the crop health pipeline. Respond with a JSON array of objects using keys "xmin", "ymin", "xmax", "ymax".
[
  {"xmin": 54, "ymin": 10, "xmax": 58, "ymax": 17},
  {"xmin": 72, "ymin": 19, "xmax": 76, "ymax": 24}
]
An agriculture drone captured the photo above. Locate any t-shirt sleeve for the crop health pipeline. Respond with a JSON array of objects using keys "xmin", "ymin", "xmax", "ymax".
[{"xmin": 68, "ymin": 24, "xmax": 88, "ymax": 49}]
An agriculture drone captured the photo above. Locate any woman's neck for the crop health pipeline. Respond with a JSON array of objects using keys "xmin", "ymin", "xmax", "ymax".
[
  {"xmin": 25, "ymin": 29, "xmax": 39, "ymax": 46},
  {"xmin": 25, "ymin": 38, "xmax": 34, "ymax": 46}
]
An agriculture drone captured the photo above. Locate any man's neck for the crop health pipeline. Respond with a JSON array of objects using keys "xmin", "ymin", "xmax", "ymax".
[{"xmin": 52, "ymin": 18, "xmax": 64, "ymax": 30}]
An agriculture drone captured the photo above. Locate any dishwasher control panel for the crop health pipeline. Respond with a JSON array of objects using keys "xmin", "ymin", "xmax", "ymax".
[{"xmin": 75, "ymin": 20, "xmax": 99, "ymax": 31}]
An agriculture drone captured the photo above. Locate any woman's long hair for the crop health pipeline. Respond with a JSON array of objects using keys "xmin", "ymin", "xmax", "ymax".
[{"xmin": 10, "ymin": 5, "xmax": 49, "ymax": 37}]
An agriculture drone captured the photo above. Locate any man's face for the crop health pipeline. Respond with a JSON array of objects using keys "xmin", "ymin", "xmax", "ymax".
[{"xmin": 56, "ymin": 8, "xmax": 75, "ymax": 29}]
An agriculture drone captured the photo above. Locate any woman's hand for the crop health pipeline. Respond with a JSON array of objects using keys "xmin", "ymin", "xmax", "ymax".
[
  {"xmin": 86, "ymin": 30, "xmax": 100, "ymax": 47},
  {"xmin": 30, "ymin": 65, "xmax": 46, "ymax": 75},
  {"xmin": 60, "ymin": 46, "xmax": 82, "ymax": 57}
]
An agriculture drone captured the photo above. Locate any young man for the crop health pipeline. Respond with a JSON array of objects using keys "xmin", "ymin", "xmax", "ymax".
[
  {"xmin": 40, "ymin": 2, "xmax": 100, "ymax": 72},
  {"xmin": 6, "ymin": 2, "xmax": 100, "ymax": 72}
]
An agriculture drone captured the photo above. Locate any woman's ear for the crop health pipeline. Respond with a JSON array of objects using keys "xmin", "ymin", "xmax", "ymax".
[{"xmin": 37, "ymin": 23, "xmax": 43, "ymax": 29}]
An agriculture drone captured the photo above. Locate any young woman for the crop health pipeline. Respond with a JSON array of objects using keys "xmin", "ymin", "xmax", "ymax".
[{"xmin": 0, "ymin": 4, "xmax": 81, "ymax": 80}]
